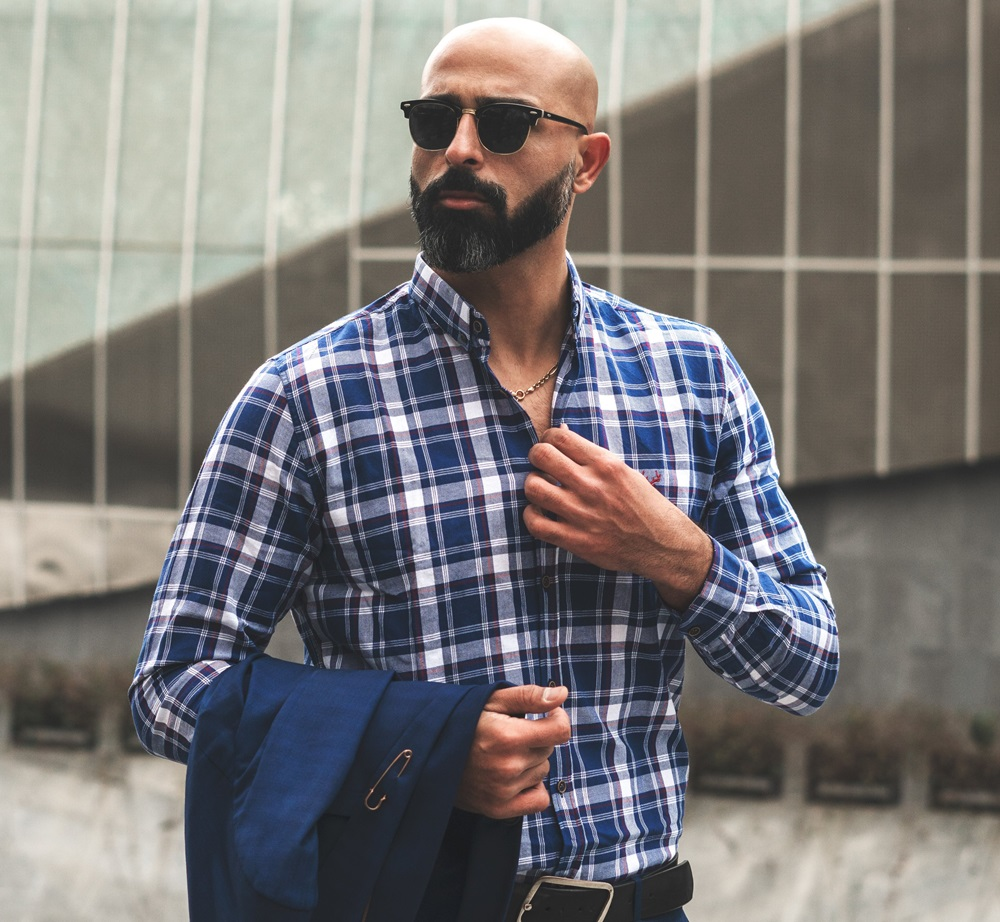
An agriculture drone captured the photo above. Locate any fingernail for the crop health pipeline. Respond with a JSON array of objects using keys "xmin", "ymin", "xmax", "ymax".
[{"xmin": 542, "ymin": 685, "xmax": 565, "ymax": 703}]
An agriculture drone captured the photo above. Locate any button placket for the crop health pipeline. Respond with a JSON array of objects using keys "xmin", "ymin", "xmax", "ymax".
[{"xmin": 534, "ymin": 546, "xmax": 577, "ymax": 856}]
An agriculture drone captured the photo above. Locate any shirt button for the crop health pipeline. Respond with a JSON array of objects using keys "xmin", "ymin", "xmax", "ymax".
[
  {"xmin": 556, "ymin": 780, "xmax": 568, "ymax": 795},
  {"xmin": 687, "ymin": 625, "xmax": 703, "ymax": 638},
  {"xmin": 548, "ymin": 680, "xmax": 558, "ymax": 688},
  {"xmin": 472, "ymin": 319, "xmax": 483, "ymax": 334},
  {"xmin": 541, "ymin": 575, "xmax": 552, "ymax": 589}
]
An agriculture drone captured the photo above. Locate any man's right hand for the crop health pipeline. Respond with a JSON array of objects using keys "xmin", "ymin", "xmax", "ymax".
[{"xmin": 455, "ymin": 684, "xmax": 571, "ymax": 819}]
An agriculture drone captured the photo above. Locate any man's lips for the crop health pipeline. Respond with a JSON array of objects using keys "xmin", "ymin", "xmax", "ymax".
[{"xmin": 435, "ymin": 190, "xmax": 489, "ymax": 210}]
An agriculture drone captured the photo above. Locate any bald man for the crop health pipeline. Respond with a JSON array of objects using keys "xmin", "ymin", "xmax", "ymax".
[{"xmin": 133, "ymin": 17, "xmax": 838, "ymax": 922}]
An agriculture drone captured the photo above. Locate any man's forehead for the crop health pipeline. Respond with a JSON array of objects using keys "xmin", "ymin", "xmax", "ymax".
[
  {"xmin": 421, "ymin": 58, "xmax": 544, "ymax": 106},
  {"xmin": 422, "ymin": 38, "xmax": 539, "ymax": 85}
]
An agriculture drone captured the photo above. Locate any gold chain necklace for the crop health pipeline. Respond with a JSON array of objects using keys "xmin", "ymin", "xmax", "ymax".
[{"xmin": 509, "ymin": 360, "xmax": 560, "ymax": 402}]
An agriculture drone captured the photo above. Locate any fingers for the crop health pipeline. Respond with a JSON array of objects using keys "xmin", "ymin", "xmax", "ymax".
[
  {"xmin": 537, "ymin": 423, "xmax": 601, "ymax": 463},
  {"xmin": 523, "ymin": 471, "xmax": 577, "ymax": 522},
  {"xmin": 526, "ymin": 438, "xmax": 578, "ymax": 484},
  {"xmin": 522, "ymin": 500, "xmax": 569, "ymax": 545},
  {"xmin": 485, "ymin": 763, "xmax": 555, "ymax": 818},
  {"xmin": 487, "ymin": 702, "xmax": 572, "ymax": 752},
  {"xmin": 457, "ymin": 720, "xmax": 558, "ymax": 819},
  {"xmin": 483, "ymin": 683, "xmax": 568, "ymax": 717},
  {"xmin": 456, "ymin": 685, "xmax": 572, "ymax": 819},
  {"xmin": 459, "ymin": 759, "xmax": 553, "ymax": 819},
  {"xmin": 481, "ymin": 689, "xmax": 572, "ymax": 755},
  {"xmin": 528, "ymin": 424, "xmax": 615, "ymax": 477},
  {"xmin": 527, "ymin": 426, "xmax": 624, "ymax": 497}
]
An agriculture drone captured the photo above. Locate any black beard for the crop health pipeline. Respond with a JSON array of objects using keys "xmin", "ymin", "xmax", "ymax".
[{"xmin": 409, "ymin": 163, "xmax": 575, "ymax": 273}]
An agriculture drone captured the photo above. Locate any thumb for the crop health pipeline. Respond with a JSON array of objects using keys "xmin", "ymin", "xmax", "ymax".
[{"xmin": 484, "ymin": 684, "xmax": 569, "ymax": 717}]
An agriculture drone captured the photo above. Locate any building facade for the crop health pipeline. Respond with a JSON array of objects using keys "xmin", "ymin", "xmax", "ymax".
[{"xmin": 1, "ymin": 0, "xmax": 998, "ymax": 715}]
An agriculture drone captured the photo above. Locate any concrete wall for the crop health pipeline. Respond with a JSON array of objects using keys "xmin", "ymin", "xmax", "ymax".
[
  {"xmin": 3, "ymin": 744, "xmax": 998, "ymax": 922},
  {"xmin": 684, "ymin": 459, "xmax": 1000, "ymax": 716}
]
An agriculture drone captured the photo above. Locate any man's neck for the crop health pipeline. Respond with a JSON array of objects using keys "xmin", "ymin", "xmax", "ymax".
[{"xmin": 435, "ymin": 242, "xmax": 573, "ymax": 367}]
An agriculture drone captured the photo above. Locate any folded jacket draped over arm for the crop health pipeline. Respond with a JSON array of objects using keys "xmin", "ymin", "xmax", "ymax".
[{"xmin": 184, "ymin": 655, "xmax": 522, "ymax": 922}]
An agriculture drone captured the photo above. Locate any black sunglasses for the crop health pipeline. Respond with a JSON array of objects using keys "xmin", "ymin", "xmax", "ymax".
[{"xmin": 400, "ymin": 99, "xmax": 588, "ymax": 155}]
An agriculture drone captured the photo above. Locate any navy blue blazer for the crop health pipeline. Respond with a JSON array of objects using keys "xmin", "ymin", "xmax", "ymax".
[{"xmin": 184, "ymin": 655, "xmax": 522, "ymax": 922}]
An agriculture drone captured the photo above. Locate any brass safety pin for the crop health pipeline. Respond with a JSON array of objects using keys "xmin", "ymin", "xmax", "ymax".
[{"xmin": 364, "ymin": 748, "xmax": 413, "ymax": 811}]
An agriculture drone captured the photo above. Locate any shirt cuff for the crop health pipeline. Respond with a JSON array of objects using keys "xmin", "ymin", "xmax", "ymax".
[{"xmin": 674, "ymin": 538, "xmax": 756, "ymax": 643}]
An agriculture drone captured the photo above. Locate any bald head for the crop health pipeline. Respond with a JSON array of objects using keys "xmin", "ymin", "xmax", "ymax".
[{"xmin": 421, "ymin": 18, "xmax": 600, "ymax": 130}]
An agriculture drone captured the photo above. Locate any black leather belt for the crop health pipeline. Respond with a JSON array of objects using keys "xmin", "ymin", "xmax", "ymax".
[{"xmin": 504, "ymin": 857, "xmax": 693, "ymax": 922}]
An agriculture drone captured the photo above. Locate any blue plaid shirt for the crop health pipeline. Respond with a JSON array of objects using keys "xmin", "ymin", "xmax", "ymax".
[{"xmin": 132, "ymin": 254, "xmax": 837, "ymax": 882}]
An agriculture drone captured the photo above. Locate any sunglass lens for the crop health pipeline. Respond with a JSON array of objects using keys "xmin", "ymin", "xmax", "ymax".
[
  {"xmin": 408, "ymin": 103, "xmax": 457, "ymax": 150},
  {"xmin": 477, "ymin": 105, "xmax": 533, "ymax": 154}
]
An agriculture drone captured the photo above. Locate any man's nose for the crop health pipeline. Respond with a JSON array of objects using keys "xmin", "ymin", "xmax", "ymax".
[{"xmin": 445, "ymin": 110, "xmax": 485, "ymax": 166}]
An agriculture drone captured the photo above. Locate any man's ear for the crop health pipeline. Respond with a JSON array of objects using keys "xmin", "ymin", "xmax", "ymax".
[{"xmin": 573, "ymin": 132, "xmax": 612, "ymax": 194}]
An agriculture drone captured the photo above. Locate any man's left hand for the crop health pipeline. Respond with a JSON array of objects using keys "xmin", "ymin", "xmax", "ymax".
[{"xmin": 523, "ymin": 425, "xmax": 713, "ymax": 610}]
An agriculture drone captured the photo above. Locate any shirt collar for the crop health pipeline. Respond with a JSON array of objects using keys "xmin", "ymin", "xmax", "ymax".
[{"xmin": 408, "ymin": 252, "xmax": 586, "ymax": 352}]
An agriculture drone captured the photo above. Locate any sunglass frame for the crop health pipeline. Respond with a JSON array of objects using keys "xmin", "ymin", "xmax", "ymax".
[{"xmin": 400, "ymin": 99, "xmax": 587, "ymax": 155}]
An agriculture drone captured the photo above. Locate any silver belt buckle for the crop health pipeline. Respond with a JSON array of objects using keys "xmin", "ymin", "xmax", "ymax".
[{"xmin": 516, "ymin": 876, "xmax": 615, "ymax": 922}]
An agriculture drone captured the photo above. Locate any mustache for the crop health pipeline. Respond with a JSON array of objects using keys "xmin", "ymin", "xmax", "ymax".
[{"xmin": 416, "ymin": 168, "xmax": 507, "ymax": 212}]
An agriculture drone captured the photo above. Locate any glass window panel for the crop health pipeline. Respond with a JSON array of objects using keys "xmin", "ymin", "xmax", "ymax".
[
  {"xmin": 980, "ymin": 275, "xmax": 1000, "ymax": 456},
  {"xmin": 578, "ymin": 265, "xmax": 609, "ymax": 292},
  {"xmin": 890, "ymin": 275, "xmax": 966, "ymax": 470},
  {"xmin": 624, "ymin": 0, "xmax": 700, "ymax": 103},
  {"xmin": 362, "ymin": 0, "xmax": 442, "ymax": 217},
  {"xmin": 190, "ymin": 264, "xmax": 264, "ymax": 466},
  {"xmin": 712, "ymin": 0, "xmax": 787, "ymax": 65},
  {"xmin": 0, "ymin": 3, "xmax": 35, "ymax": 242},
  {"xmin": 709, "ymin": 44, "xmax": 786, "ymax": 256},
  {"xmin": 359, "ymin": 205, "xmax": 417, "ymax": 249},
  {"xmin": 802, "ymin": 0, "xmax": 862, "ymax": 25},
  {"xmin": 196, "ymin": 0, "xmax": 276, "ymax": 249},
  {"xmin": 279, "ymin": 0, "xmax": 361, "ymax": 251},
  {"xmin": 0, "ymin": 375, "xmax": 10, "ymax": 499},
  {"xmin": 194, "ymin": 251, "xmax": 260, "ymax": 292},
  {"xmin": 107, "ymin": 306, "xmax": 179, "ymax": 507},
  {"xmin": 893, "ymin": 0, "xmax": 967, "ymax": 260},
  {"xmin": 797, "ymin": 272, "xmax": 878, "ymax": 482},
  {"xmin": 27, "ymin": 248, "xmax": 99, "ymax": 363},
  {"xmin": 565, "ymin": 148, "xmax": 609, "ymax": 254},
  {"xmin": 25, "ymin": 344, "xmax": 95, "ymax": 502},
  {"xmin": 0, "ymin": 246, "xmax": 16, "ymax": 377},
  {"xmin": 0, "ymin": 246, "xmax": 14, "ymax": 498},
  {"xmin": 116, "ymin": 0, "xmax": 198, "ymax": 247},
  {"xmin": 799, "ymin": 5, "xmax": 879, "ymax": 258},
  {"xmin": 456, "ymin": 0, "xmax": 534, "ymax": 24},
  {"xmin": 34, "ymin": 0, "xmax": 115, "ymax": 243},
  {"xmin": 109, "ymin": 250, "xmax": 182, "ymax": 327},
  {"xmin": 277, "ymin": 231, "xmax": 349, "ymax": 350},
  {"xmin": 620, "ymin": 269, "xmax": 695, "ymax": 322},
  {"xmin": 622, "ymin": 87, "xmax": 697, "ymax": 255},
  {"xmin": 707, "ymin": 271, "xmax": 784, "ymax": 446},
  {"xmin": 361, "ymin": 260, "xmax": 415, "ymax": 308},
  {"xmin": 983, "ymin": 1, "xmax": 1000, "ymax": 259}
]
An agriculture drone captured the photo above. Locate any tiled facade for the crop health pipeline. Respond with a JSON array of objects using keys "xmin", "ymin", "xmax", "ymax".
[{"xmin": 1, "ymin": 0, "xmax": 998, "ymax": 610}]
